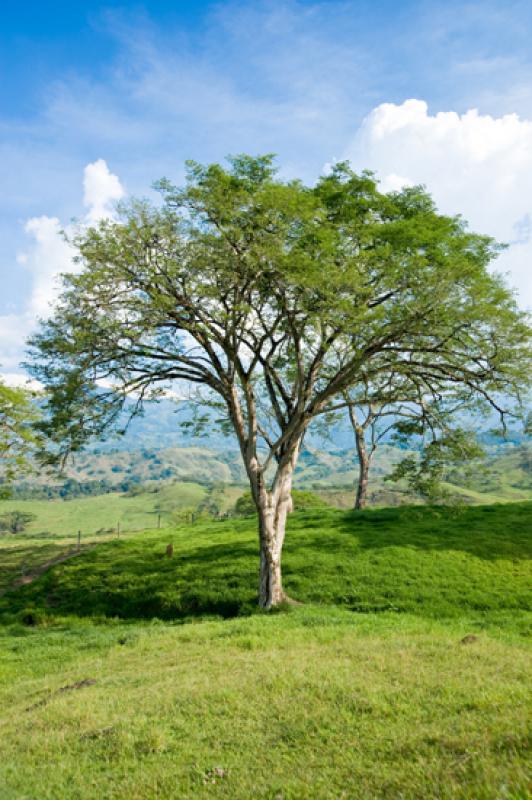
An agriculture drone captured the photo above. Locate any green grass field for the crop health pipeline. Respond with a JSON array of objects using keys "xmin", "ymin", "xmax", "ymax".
[
  {"xmin": 0, "ymin": 502, "xmax": 530, "ymax": 799},
  {"xmin": 0, "ymin": 481, "xmax": 210, "ymax": 537}
]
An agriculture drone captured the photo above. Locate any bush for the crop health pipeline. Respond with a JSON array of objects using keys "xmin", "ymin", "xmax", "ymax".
[
  {"xmin": 234, "ymin": 489, "xmax": 328, "ymax": 516},
  {"xmin": 0, "ymin": 511, "xmax": 37, "ymax": 533}
]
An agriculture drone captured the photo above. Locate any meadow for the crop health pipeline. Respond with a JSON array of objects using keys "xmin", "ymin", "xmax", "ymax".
[
  {"xmin": 0, "ymin": 502, "xmax": 530, "ymax": 798},
  {"xmin": 0, "ymin": 481, "xmax": 209, "ymax": 538}
]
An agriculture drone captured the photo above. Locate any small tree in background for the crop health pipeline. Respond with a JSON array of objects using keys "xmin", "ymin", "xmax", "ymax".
[
  {"xmin": 334, "ymin": 378, "xmax": 493, "ymax": 509},
  {"xmin": 0, "ymin": 510, "xmax": 37, "ymax": 534},
  {"xmin": 385, "ymin": 427, "xmax": 485, "ymax": 503},
  {"xmin": 0, "ymin": 379, "xmax": 41, "ymax": 498},
  {"xmin": 28, "ymin": 156, "xmax": 531, "ymax": 607}
]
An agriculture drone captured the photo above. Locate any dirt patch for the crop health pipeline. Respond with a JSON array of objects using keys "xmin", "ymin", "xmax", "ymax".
[
  {"xmin": 2, "ymin": 546, "xmax": 96, "ymax": 598},
  {"xmin": 460, "ymin": 634, "xmax": 479, "ymax": 645},
  {"xmin": 26, "ymin": 678, "xmax": 97, "ymax": 712}
]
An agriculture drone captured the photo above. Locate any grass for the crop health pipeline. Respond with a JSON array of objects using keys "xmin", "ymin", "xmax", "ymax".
[
  {"xmin": 0, "ymin": 481, "xmax": 211, "ymax": 537},
  {"xmin": 0, "ymin": 502, "xmax": 530, "ymax": 798},
  {"xmin": 2, "ymin": 503, "xmax": 530, "ymax": 625}
]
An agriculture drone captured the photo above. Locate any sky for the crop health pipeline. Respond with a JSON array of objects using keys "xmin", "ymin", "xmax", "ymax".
[{"xmin": 1, "ymin": 0, "xmax": 532, "ymax": 382}]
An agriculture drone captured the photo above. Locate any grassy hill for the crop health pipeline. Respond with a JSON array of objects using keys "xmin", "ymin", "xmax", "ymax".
[
  {"xmin": 12, "ymin": 441, "xmax": 532, "ymax": 509},
  {"xmin": 0, "ymin": 481, "xmax": 245, "ymax": 539},
  {"xmin": 0, "ymin": 502, "xmax": 530, "ymax": 798}
]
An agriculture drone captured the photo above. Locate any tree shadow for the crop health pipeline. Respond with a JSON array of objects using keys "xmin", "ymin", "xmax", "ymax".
[
  {"xmin": 1, "ymin": 502, "xmax": 530, "ymax": 624},
  {"xmin": 0, "ymin": 536, "xmax": 260, "ymax": 622}
]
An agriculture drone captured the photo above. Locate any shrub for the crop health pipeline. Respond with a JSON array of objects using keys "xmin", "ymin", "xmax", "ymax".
[
  {"xmin": 234, "ymin": 489, "xmax": 328, "ymax": 517},
  {"xmin": 0, "ymin": 511, "xmax": 37, "ymax": 533}
]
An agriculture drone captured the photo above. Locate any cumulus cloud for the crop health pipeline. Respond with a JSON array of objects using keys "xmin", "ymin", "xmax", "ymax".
[
  {"xmin": 346, "ymin": 99, "xmax": 532, "ymax": 307},
  {"xmin": 23, "ymin": 216, "xmax": 74, "ymax": 319},
  {"xmin": 83, "ymin": 158, "xmax": 125, "ymax": 221},
  {"xmin": 0, "ymin": 160, "xmax": 124, "ymax": 379}
]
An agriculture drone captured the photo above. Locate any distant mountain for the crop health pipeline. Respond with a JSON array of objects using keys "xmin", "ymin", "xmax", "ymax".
[
  {"xmin": 90, "ymin": 399, "xmax": 398, "ymax": 453},
  {"xmin": 15, "ymin": 432, "xmax": 532, "ymax": 508},
  {"xmin": 91, "ymin": 399, "xmax": 529, "ymax": 454}
]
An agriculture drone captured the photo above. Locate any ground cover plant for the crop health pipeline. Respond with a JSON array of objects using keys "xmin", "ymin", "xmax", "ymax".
[{"xmin": 0, "ymin": 502, "xmax": 530, "ymax": 798}]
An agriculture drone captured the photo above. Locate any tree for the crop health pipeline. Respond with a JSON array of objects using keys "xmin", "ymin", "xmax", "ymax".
[
  {"xmin": 385, "ymin": 427, "xmax": 485, "ymax": 502},
  {"xmin": 0, "ymin": 510, "xmax": 37, "ymax": 534},
  {"xmin": 28, "ymin": 157, "xmax": 531, "ymax": 607},
  {"xmin": 0, "ymin": 379, "xmax": 41, "ymax": 497},
  {"xmin": 338, "ymin": 377, "xmax": 493, "ymax": 509}
]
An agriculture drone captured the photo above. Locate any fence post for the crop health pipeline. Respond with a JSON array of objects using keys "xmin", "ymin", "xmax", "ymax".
[
  {"xmin": 77, "ymin": 530, "xmax": 81, "ymax": 551},
  {"xmin": 158, "ymin": 514, "xmax": 161, "ymax": 529}
]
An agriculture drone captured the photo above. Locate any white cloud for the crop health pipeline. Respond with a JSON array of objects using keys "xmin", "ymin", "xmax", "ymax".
[
  {"xmin": 23, "ymin": 216, "xmax": 74, "ymax": 318},
  {"xmin": 83, "ymin": 158, "xmax": 125, "ymax": 221},
  {"xmin": 0, "ymin": 372, "xmax": 42, "ymax": 391},
  {"xmin": 0, "ymin": 160, "xmax": 124, "ymax": 376},
  {"xmin": 346, "ymin": 99, "xmax": 532, "ymax": 308}
]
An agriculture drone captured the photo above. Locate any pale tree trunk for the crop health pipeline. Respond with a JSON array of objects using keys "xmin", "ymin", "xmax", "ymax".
[
  {"xmin": 257, "ymin": 471, "xmax": 295, "ymax": 607},
  {"xmin": 258, "ymin": 502, "xmax": 287, "ymax": 607},
  {"xmin": 254, "ymin": 448, "xmax": 299, "ymax": 608},
  {"xmin": 354, "ymin": 424, "xmax": 371, "ymax": 510},
  {"xmin": 228, "ymin": 383, "xmax": 301, "ymax": 608}
]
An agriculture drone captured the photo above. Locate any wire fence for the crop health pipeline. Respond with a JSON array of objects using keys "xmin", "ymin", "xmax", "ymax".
[
  {"xmin": 0, "ymin": 507, "xmax": 242, "ymax": 595},
  {"xmin": 0, "ymin": 519, "xmax": 171, "ymax": 595}
]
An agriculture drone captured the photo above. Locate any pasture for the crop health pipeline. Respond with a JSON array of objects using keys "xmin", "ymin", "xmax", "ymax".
[{"xmin": 0, "ymin": 502, "xmax": 530, "ymax": 798}]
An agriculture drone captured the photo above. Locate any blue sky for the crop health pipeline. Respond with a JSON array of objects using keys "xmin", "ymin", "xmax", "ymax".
[{"xmin": 2, "ymin": 0, "xmax": 532, "ymax": 377}]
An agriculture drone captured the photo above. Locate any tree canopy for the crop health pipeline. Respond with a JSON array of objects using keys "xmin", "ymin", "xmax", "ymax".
[{"xmin": 28, "ymin": 155, "xmax": 532, "ymax": 606}]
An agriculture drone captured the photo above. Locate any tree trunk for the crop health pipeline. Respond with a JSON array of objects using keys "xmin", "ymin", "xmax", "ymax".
[
  {"xmin": 259, "ymin": 534, "xmax": 284, "ymax": 608},
  {"xmin": 354, "ymin": 425, "xmax": 370, "ymax": 510},
  {"xmin": 253, "ymin": 450, "xmax": 299, "ymax": 608},
  {"xmin": 257, "ymin": 488, "xmax": 292, "ymax": 608}
]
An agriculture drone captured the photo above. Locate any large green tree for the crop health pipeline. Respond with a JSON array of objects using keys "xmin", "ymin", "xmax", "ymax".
[{"xmin": 28, "ymin": 157, "xmax": 531, "ymax": 607}]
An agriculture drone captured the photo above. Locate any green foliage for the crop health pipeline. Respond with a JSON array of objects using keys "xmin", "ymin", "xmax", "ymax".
[
  {"xmin": 233, "ymin": 491, "xmax": 257, "ymax": 516},
  {"xmin": 28, "ymin": 155, "xmax": 530, "ymax": 470},
  {"xmin": 0, "ymin": 510, "xmax": 37, "ymax": 534},
  {"xmin": 387, "ymin": 428, "xmax": 485, "ymax": 501},
  {"xmin": 0, "ymin": 380, "xmax": 41, "ymax": 497},
  {"xmin": 234, "ymin": 488, "xmax": 329, "ymax": 516},
  {"xmin": 25, "ymin": 154, "xmax": 532, "ymax": 604}
]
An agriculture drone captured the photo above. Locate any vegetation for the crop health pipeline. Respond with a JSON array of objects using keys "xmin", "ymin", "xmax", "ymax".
[
  {"xmin": 234, "ymin": 488, "xmax": 329, "ymax": 516},
  {"xmin": 0, "ymin": 502, "xmax": 530, "ymax": 798},
  {"xmin": 28, "ymin": 155, "xmax": 531, "ymax": 607},
  {"xmin": 0, "ymin": 510, "xmax": 37, "ymax": 534},
  {"xmin": 337, "ymin": 376, "xmax": 489, "ymax": 509},
  {"xmin": 0, "ymin": 378, "xmax": 41, "ymax": 497},
  {"xmin": 386, "ymin": 427, "xmax": 485, "ymax": 502}
]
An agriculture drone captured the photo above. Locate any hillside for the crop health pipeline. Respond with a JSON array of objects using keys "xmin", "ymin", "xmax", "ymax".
[
  {"xmin": 2, "ymin": 503, "xmax": 530, "ymax": 623},
  {"xmin": 0, "ymin": 503, "xmax": 530, "ymax": 799},
  {"xmin": 11, "ymin": 440, "xmax": 532, "ymax": 507}
]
